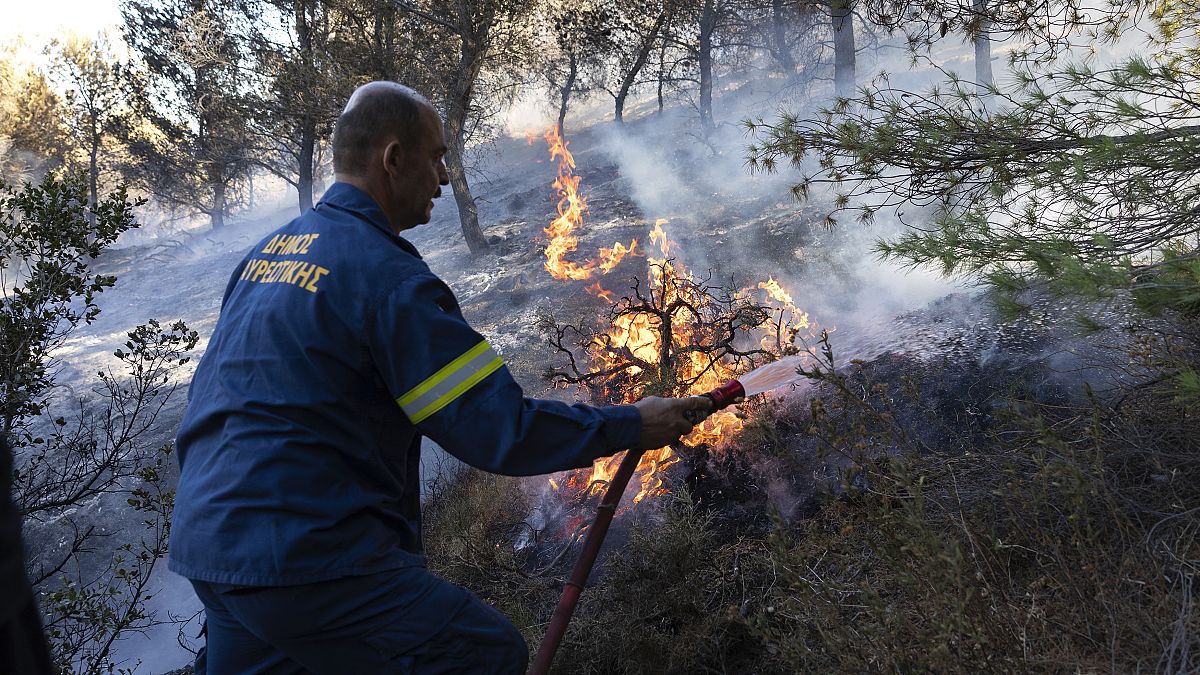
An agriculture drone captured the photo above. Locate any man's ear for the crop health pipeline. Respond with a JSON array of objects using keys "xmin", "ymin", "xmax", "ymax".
[{"xmin": 382, "ymin": 140, "xmax": 405, "ymax": 177}]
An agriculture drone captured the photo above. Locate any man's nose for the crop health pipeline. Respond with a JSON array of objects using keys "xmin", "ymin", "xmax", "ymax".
[{"xmin": 438, "ymin": 162, "xmax": 449, "ymax": 186}]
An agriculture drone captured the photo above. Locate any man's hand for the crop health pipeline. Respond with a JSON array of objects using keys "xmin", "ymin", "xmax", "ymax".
[{"xmin": 632, "ymin": 396, "xmax": 712, "ymax": 450}]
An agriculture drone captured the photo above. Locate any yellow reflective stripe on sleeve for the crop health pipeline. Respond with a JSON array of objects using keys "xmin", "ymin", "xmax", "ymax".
[{"xmin": 397, "ymin": 340, "xmax": 505, "ymax": 424}]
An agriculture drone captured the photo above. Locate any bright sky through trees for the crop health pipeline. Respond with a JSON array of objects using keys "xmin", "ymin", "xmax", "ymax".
[{"xmin": 0, "ymin": 0, "xmax": 121, "ymax": 55}]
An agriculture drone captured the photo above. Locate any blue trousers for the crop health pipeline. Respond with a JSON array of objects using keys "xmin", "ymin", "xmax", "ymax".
[{"xmin": 189, "ymin": 567, "xmax": 527, "ymax": 674}]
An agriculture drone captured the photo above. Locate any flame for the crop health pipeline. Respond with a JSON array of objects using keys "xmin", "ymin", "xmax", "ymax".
[
  {"xmin": 649, "ymin": 218, "xmax": 670, "ymax": 257},
  {"xmin": 598, "ymin": 239, "xmax": 639, "ymax": 274},
  {"xmin": 758, "ymin": 277, "xmax": 794, "ymax": 306},
  {"xmin": 757, "ymin": 277, "xmax": 812, "ymax": 352},
  {"xmin": 539, "ymin": 130, "xmax": 815, "ymax": 507},
  {"xmin": 557, "ymin": 220, "xmax": 783, "ymax": 503},
  {"xmin": 542, "ymin": 126, "xmax": 637, "ymax": 281},
  {"xmin": 585, "ymin": 282, "xmax": 618, "ymax": 303}
]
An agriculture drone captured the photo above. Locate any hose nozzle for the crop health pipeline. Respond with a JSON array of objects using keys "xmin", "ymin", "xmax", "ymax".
[{"xmin": 683, "ymin": 379, "xmax": 746, "ymax": 424}]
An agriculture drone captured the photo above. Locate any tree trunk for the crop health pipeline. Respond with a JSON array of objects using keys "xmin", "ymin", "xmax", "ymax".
[
  {"xmin": 211, "ymin": 179, "xmax": 226, "ymax": 230},
  {"xmin": 698, "ymin": 0, "xmax": 716, "ymax": 131},
  {"xmin": 87, "ymin": 131, "xmax": 99, "ymax": 229},
  {"xmin": 973, "ymin": 0, "xmax": 993, "ymax": 98},
  {"xmin": 298, "ymin": 125, "xmax": 315, "ymax": 212},
  {"xmin": 557, "ymin": 49, "xmax": 577, "ymax": 136},
  {"xmin": 445, "ymin": 31, "xmax": 490, "ymax": 256},
  {"xmin": 657, "ymin": 40, "xmax": 667, "ymax": 113},
  {"xmin": 615, "ymin": 9, "xmax": 668, "ymax": 124},
  {"xmin": 444, "ymin": 142, "xmax": 487, "ymax": 254},
  {"xmin": 296, "ymin": 0, "xmax": 316, "ymax": 212},
  {"xmin": 372, "ymin": 0, "xmax": 394, "ymax": 79},
  {"xmin": 770, "ymin": 0, "xmax": 798, "ymax": 77},
  {"xmin": 313, "ymin": 142, "xmax": 326, "ymax": 195},
  {"xmin": 831, "ymin": 0, "xmax": 856, "ymax": 98}
]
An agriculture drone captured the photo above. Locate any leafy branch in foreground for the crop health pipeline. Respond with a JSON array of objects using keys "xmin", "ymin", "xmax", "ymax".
[
  {"xmin": 1, "ymin": 175, "xmax": 197, "ymax": 673},
  {"xmin": 747, "ymin": 7, "xmax": 1200, "ymax": 316}
]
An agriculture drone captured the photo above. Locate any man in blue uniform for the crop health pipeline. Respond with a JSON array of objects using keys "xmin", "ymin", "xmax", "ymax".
[{"xmin": 170, "ymin": 81, "xmax": 708, "ymax": 673}]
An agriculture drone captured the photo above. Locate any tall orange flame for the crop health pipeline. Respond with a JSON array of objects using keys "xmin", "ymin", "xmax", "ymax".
[{"xmin": 542, "ymin": 126, "xmax": 638, "ymax": 281}]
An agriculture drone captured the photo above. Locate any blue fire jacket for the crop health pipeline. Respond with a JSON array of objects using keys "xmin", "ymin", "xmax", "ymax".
[{"xmin": 169, "ymin": 183, "xmax": 641, "ymax": 587}]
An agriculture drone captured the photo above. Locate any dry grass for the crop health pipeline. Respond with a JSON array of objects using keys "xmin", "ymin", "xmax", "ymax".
[{"xmin": 422, "ymin": 326, "xmax": 1200, "ymax": 673}]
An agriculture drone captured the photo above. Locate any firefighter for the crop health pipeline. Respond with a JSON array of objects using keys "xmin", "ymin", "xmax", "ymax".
[{"xmin": 169, "ymin": 81, "xmax": 709, "ymax": 673}]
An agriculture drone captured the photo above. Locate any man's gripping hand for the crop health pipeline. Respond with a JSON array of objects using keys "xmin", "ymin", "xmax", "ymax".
[{"xmin": 632, "ymin": 396, "xmax": 712, "ymax": 450}]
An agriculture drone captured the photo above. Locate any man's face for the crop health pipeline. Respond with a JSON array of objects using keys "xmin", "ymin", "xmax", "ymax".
[{"xmin": 389, "ymin": 106, "xmax": 450, "ymax": 231}]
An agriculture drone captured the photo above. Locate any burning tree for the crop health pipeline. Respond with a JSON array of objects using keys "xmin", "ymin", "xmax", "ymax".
[{"xmin": 540, "ymin": 219, "xmax": 812, "ymax": 503}]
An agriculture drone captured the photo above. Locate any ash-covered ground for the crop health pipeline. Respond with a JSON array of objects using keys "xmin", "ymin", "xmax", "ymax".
[{"xmin": 37, "ymin": 78, "xmax": 1129, "ymax": 671}]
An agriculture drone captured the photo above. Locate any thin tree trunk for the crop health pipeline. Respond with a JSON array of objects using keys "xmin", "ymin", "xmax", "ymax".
[
  {"xmin": 698, "ymin": 0, "xmax": 716, "ymax": 131},
  {"xmin": 373, "ymin": 0, "xmax": 393, "ymax": 79},
  {"xmin": 211, "ymin": 179, "xmax": 226, "ymax": 230},
  {"xmin": 444, "ymin": 128, "xmax": 488, "ymax": 255},
  {"xmin": 615, "ymin": 9, "xmax": 668, "ymax": 124},
  {"xmin": 87, "ymin": 131, "xmax": 99, "ymax": 229},
  {"xmin": 445, "ymin": 32, "xmax": 490, "ymax": 256},
  {"xmin": 296, "ymin": 0, "xmax": 316, "ymax": 212},
  {"xmin": 831, "ymin": 0, "xmax": 856, "ymax": 98},
  {"xmin": 313, "ymin": 142, "xmax": 326, "ymax": 195},
  {"xmin": 657, "ymin": 40, "xmax": 667, "ymax": 113},
  {"xmin": 770, "ymin": 0, "xmax": 798, "ymax": 77},
  {"xmin": 973, "ymin": 0, "xmax": 993, "ymax": 98},
  {"xmin": 557, "ymin": 49, "xmax": 577, "ymax": 136},
  {"xmin": 298, "ymin": 126, "xmax": 315, "ymax": 212}
]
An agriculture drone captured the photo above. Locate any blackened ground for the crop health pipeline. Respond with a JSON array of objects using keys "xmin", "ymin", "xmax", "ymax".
[{"xmin": 676, "ymin": 290, "xmax": 1123, "ymax": 540}]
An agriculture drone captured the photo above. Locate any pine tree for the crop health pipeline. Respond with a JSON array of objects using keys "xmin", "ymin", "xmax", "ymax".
[
  {"xmin": 122, "ymin": 0, "xmax": 255, "ymax": 229},
  {"xmin": 748, "ymin": 1, "xmax": 1199, "ymax": 316}
]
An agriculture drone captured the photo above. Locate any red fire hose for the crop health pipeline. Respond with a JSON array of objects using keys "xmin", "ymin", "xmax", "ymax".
[
  {"xmin": 528, "ymin": 380, "xmax": 745, "ymax": 675},
  {"xmin": 527, "ymin": 447, "xmax": 644, "ymax": 675}
]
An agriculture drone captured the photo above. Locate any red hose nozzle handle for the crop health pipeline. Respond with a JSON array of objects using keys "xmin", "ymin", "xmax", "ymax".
[{"xmin": 683, "ymin": 380, "xmax": 746, "ymax": 424}]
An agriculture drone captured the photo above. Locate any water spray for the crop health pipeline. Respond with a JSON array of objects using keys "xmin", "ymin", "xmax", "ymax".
[{"xmin": 683, "ymin": 355, "xmax": 809, "ymax": 424}]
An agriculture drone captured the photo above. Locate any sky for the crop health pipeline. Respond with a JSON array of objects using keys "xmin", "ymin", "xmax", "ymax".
[{"xmin": 0, "ymin": 0, "xmax": 122, "ymax": 59}]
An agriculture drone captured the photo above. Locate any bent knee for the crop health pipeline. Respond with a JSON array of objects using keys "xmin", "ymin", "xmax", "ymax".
[{"xmin": 499, "ymin": 624, "xmax": 529, "ymax": 674}]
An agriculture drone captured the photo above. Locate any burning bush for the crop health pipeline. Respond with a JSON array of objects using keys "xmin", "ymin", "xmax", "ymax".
[{"xmin": 538, "ymin": 218, "xmax": 813, "ymax": 506}]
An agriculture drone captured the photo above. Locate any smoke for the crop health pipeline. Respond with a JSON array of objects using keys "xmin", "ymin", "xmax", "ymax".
[{"xmin": 589, "ymin": 78, "xmax": 967, "ymax": 360}]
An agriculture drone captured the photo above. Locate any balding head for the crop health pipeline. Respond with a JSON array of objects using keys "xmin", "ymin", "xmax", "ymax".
[
  {"xmin": 332, "ymin": 82, "xmax": 434, "ymax": 175},
  {"xmin": 329, "ymin": 82, "xmax": 449, "ymax": 233}
]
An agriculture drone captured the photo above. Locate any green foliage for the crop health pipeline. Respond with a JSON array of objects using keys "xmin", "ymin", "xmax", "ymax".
[
  {"xmin": 0, "ymin": 53, "xmax": 71, "ymax": 180},
  {"xmin": 748, "ymin": 6, "xmax": 1200, "ymax": 333},
  {"xmin": 1, "ymin": 174, "xmax": 196, "ymax": 673},
  {"xmin": 0, "ymin": 175, "xmax": 138, "ymax": 433},
  {"xmin": 42, "ymin": 445, "xmax": 176, "ymax": 675},
  {"xmin": 122, "ymin": 0, "xmax": 256, "ymax": 228}
]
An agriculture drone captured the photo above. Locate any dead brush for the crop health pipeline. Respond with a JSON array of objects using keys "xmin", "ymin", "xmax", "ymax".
[
  {"xmin": 751, "ymin": 328, "xmax": 1200, "ymax": 673},
  {"xmin": 422, "ymin": 469, "xmax": 558, "ymax": 642},
  {"xmin": 422, "ymin": 472, "xmax": 788, "ymax": 674},
  {"xmin": 551, "ymin": 488, "xmax": 781, "ymax": 675}
]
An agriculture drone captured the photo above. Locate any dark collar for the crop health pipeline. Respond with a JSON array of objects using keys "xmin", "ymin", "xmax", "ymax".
[{"xmin": 315, "ymin": 182, "xmax": 423, "ymax": 259}]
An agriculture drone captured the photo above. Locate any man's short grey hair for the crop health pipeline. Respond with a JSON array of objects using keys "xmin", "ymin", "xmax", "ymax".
[{"xmin": 332, "ymin": 82, "xmax": 433, "ymax": 175}]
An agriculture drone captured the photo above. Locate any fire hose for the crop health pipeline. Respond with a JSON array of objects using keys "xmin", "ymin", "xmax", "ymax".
[{"xmin": 528, "ymin": 380, "xmax": 746, "ymax": 675}]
